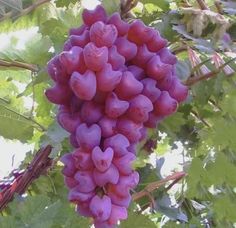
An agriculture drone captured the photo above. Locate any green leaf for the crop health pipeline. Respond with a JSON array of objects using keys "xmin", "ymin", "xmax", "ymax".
[
  {"xmin": 102, "ymin": 0, "xmax": 120, "ymax": 14},
  {"xmin": 121, "ymin": 211, "xmax": 156, "ymax": 228},
  {"xmin": 0, "ymin": 104, "xmax": 33, "ymax": 142},
  {"xmin": 140, "ymin": 0, "xmax": 169, "ymax": 11},
  {"xmin": 55, "ymin": 0, "xmax": 77, "ymax": 8}
]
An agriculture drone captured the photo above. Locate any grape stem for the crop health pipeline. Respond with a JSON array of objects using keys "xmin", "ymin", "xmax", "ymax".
[
  {"xmin": 0, "ymin": 59, "xmax": 38, "ymax": 72},
  {"xmin": 132, "ymin": 171, "xmax": 186, "ymax": 201},
  {"xmin": 0, "ymin": 145, "xmax": 53, "ymax": 211}
]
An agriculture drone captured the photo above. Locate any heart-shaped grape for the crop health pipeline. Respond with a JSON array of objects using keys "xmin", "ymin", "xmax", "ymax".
[
  {"xmin": 70, "ymin": 70, "xmax": 97, "ymax": 101},
  {"xmin": 105, "ymin": 92, "xmax": 129, "ymax": 118},
  {"xmin": 96, "ymin": 64, "xmax": 122, "ymax": 92},
  {"xmin": 92, "ymin": 146, "xmax": 114, "ymax": 172},
  {"xmin": 83, "ymin": 42, "xmax": 108, "ymax": 71},
  {"xmin": 90, "ymin": 21, "xmax": 118, "ymax": 47}
]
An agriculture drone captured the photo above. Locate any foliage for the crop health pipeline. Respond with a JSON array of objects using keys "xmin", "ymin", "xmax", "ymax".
[{"xmin": 0, "ymin": 0, "xmax": 236, "ymax": 227}]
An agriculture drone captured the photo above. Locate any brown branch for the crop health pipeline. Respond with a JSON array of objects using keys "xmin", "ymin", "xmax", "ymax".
[
  {"xmin": 191, "ymin": 110, "xmax": 211, "ymax": 127},
  {"xmin": 0, "ymin": 59, "xmax": 38, "ymax": 72},
  {"xmin": 132, "ymin": 171, "xmax": 186, "ymax": 201},
  {"xmin": 0, "ymin": 0, "xmax": 51, "ymax": 21},
  {"xmin": 196, "ymin": 0, "xmax": 209, "ymax": 10},
  {"xmin": 0, "ymin": 145, "xmax": 53, "ymax": 211}
]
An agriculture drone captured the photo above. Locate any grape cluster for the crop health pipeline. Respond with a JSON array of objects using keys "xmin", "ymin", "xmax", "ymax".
[{"xmin": 45, "ymin": 5, "xmax": 188, "ymax": 227}]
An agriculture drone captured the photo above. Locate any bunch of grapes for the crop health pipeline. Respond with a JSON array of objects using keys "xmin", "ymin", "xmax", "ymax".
[{"xmin": 45, "ymin": 5, "xmax": 188, "ymax": 227}]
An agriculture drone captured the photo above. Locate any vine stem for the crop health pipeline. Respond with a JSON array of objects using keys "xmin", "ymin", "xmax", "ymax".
[
  {"xmin": 132, "ymin": 171, "xmax": 186, "ymax": 201},
  {"xmin": 0, "ymin": 59, "xmax": 38, "ymax": 72},
  {"xmin": 0, "ymin": 145, "xmax": 53, "ymax": 211}
]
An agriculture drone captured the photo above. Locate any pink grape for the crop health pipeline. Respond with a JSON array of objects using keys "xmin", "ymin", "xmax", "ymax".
[
  {"xmin": 73, "ymin": 148, "xmax": 93, "ymax": 170},
  {"xmin": 92, "ymin": 146, "xmax": 114, "ymax": 172},
  {"xmin": 154, "ymin": 91, "xmax": 178, "ymax": 116},
  {"xmin": 107, "ymin": 12, "xmax": 129, "ymax": 36},
  {"xmin": 96, "ymin": 64, "xmax": 122, "ymax": 92},
  {"xmin": 113, "ymin": 152, "xmax": 136, "ymax": 175},
  {"xmin": 70, "ymin": 29, "xmax": 90, "ymax": 48},
  {"xmin": 76, "ymin": 123, "xmax": 101, "ymax": 151},
  {"xmin": 89, "ymin": 195, "xmax": 112, "ymax": 221},
  {"xmin": 82, "ymin": 5, "xmax": 107, "ymax": 26},
  {"xmin": 104, "ymin": 133, "xmax": 130, "ymax": 157},
  {"xmin": 105, "ymin": 92, "xmax": 129, "ymax": 118},
  {"xmin": 80, "ymin": 101, "xmax": 103, "ymax": 124},
  {"xmin": 127, "ymin": 94, "xmax": 153, "ymax": 123},
  {"xmin": 115, "ymin": 71, "xmax": 143, "ymax": 99},
  {"xmin": 115, "ymin": 37, "xmax": 137, "ymax": 61},
  {"xmin": 74, "ymin": 170, "xmax": 96, "ymax": 193},
  {"xmin": 90, "ymin": 21, "xmax": 118, "ymax": 47},
  {"xmin": 83, "ymin": 42, "xmax": 108, "ymax": 71},
  {"xmin": 98, "ymin": 116, "xmax": 117, "ymax": 137},
  {"xmin": 93, "ymin": 164, "xmax": 119, "ymax": 186},
  {"xmin": 70, "ymin": 70, "xmax": 97, "ymax": 101}
]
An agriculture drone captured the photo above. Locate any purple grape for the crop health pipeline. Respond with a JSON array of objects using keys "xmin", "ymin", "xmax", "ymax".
[
  {"xmin": 80, "ymin": 101, "xmax": 103, "ymax": 124},
  {"xmin": 108, "ymin": 46, "xmax": 125, "ymax": 70},
  {"xmin": 107, "ymin": 12, "xmax": 129, "ymax": 36},
  {"xmin": 83, "ymin": 42, "xmax": 108, "ymax": 71},
  {"xmin": 90, "ymin": 21, "xmax": 118, "ymax": 47},
  {"xmin": 68, "ymin": 187, "xmax": 95, "ymax": 203},
  {"xmin": 73, "ymin": 148, "xmax": 94, "ymax": 170},
  {"xmin": 128, "ymin": 20, "xmax": 154, "ymax": 45},
  {"xmin": 115, "ymin": 37, "xmax": 137, "ymax": 61},
  {"xmin": 105, "ymin": 92, "xmax": 129, "ymax": 118},
  {"xmin": 146, "ymin": 30, "xmax": 167, "ymax": 52},
  {"xmin": 113, "ymin": 152, "xmax": 136, "ymax": 175},
  {"xmin": 128, "ymin": 65, "xmax": 145, "ymax": 81},
  {"xmin": 45, "ymin": 83, "xmax": 72, "ymax": 105},
  {"xmin": 96, "ymin": 64, "xmax": 122, "ymax": 92},
  {"xmin": 89, "ymin": 195, "xmax": 112, "ymax": 221},
  {"xmin": 74, "ymin": 170, "xmax": 96, "ymax": 193},
  {"xmin": 168, "ymin": 77, "xmax": 188, "ymax": 102},
  {"xmin": 70, "ymin": 29, "xmax": 90, "ymax": 48},
  {"xmin": 92, "ymin": 146, "xmax": 114, "ymax": 172},
  {"xmin": 154, "ymin": 91, "xmax": 178, "ymax": 116},
  {"xmin": 57, "ymin": 106, "xmax": 81, "ymax": 133},
  {"xmin": 98, "ymin": 116, "xmax": 117, "ymax": 138},
  {"xmin": 127, "ymin": 94, "xmax": 153, "ymax": 123},
  {"xmin": 117, "ymin": 118, "xmax": 143, "ymax": 143},
  {"xmin": 108, "ymin": 204, "xmax": 127, "ymax": 225},
  {"xmin": 59, "ymin": 46, "xmax": 84, "ymax": 74},
  {"xmin": 82, "ymin": 5, "xmax": 107, "ymax": 26},
  {"xmin": 141, "ymin": 78, "xmax": 161, "ymax": 102},
  {"xmin": 60, "ymin": 153, "xmax": 76, "ymax": 177},
  {"xmin": 76, "ymin": 123, "xmax": 101, "ymax": 152},
  {"xmin": 115, "ymin": 71, "xmax": 143, "ymax": 99},
  {"xmin": 147, "ymin": 55, "xmax": 173, "ymax": 81},
  {"xmin": 104, "ymin": 134, "xmax": 130, "ymax": 157},
  {"xmin": 70, "ymin": 70, "xmax": 97, "ymax": 101},
  {"xmin": 93, "ymin": 164, "xmax": 119, "ymax": 186}
]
